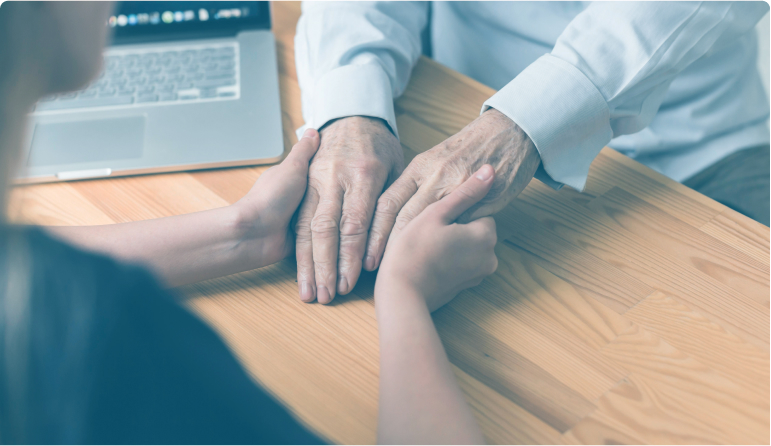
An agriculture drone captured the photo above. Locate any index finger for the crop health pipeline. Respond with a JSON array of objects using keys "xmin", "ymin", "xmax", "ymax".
[{"xmin": 431, "ymin": 165, "xmax": 495, "ymax": 223}]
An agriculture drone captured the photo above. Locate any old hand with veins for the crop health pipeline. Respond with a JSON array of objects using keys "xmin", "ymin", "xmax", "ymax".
[
  {"xmin": 364, "ymin": 108, "xmax": 541, "ymax": 272},
  {"xmin": 294, "ymin": 116, "xmax": 404, "ymax": 304}
]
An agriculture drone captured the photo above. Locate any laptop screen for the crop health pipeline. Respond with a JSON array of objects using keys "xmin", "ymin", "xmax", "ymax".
[{"xmin": 109, "ymin": 1, "xmax": 270, "ymax": 44}]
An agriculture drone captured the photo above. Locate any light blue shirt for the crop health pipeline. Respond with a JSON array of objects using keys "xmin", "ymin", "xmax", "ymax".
[{"xmin": 295, "ymin": 1, "xmax": 770, "ymax": 190}]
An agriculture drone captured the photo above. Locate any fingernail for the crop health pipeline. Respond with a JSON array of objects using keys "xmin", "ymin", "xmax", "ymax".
[
  {"xmin": 476, "ymin": 165, "xmax": 493, "ymax": 181},
  {"xmin": 302, "ymin": 128, "xmax": 317, "ymax": 139},
  {"xmin": 364, "ymin": 255, "xmax": 376, "ymax": 271},
  {"xmin": 317, "ymin": 285, "xmax": 331, "ymax": 304},
  {"xmin": 300, "ymin": 281, "xmax": 314, "ymax": 302},
  {"xmin": 337, "ymin": 276, "xmax": 348, "ymax": 294}
]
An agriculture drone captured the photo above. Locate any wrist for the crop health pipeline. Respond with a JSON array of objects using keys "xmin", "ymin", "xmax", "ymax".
[
  {"xmin": 375, "ymin": 268, "xmax": 431, "ymax": 312},
  {"xmin": 485, "ymin": 107, "xmax": 540, "ymax": 162},
  {"xmin": 225, "ymin": 202, "xmax": 273, "ymax": 269},
  {"xmin": 321, "ymin": 115, "xmax": 395, "ymax": 139}
]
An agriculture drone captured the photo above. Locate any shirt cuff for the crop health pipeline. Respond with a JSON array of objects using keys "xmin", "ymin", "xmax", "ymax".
[
  {"xmin": 296, "ymin": 63, "xmax": 399, "ymax": 140},
  {"xmin": 482, "ymin": 54, "xmax": 612, "ymax": 191}
]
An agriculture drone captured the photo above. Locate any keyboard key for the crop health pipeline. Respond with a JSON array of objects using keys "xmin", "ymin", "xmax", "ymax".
[
  {"xmin": 36, "ymin": 95, "xmax": 134, "ymax": 111},
  {"xmin": 195, "ymin": 78, "xmax": 236, "ymax": 89},
  {"xmin": 199, "ymin": 88, "xmax": 217, "ymax": 98},
  {"xmin": 59, "ymin": 92, "xmax": 78, "ymax": 100},
  {"xmin": 205, "ymin": 71, "xmax": 235, "ymax": 80},
  {"xmin": 147, "ymin": 67, "xmax": 162, "ymax": 75},
  {"xmin": 215, "ymin": 46, "xmax": 235, "ymax": 56},
  {"xmin": 147, "ymin": 75, "xmax": 165, "ymax": 84},
  {"xmin": 158, "ymin": 93, "xmax": 178, "ymax": 102},
  {"xmin": 118, "ymin": 87, "xmax": 136, "ymax": 96},
  {"xmin": 176, "ymin": 82, "xmax": 194, "ymax": 90},
  {"xmin": 218, "ymin": 91, "xmax": 236, "ymax": 98},
  {"xmin": 179, "ymin": 93, "xmax": 198, "ymax": 100},
  {"xmin": 99, "ymin": 87, "xmax": 117, "ymax": 97},
  {"xmin": 158, "ymin": 83, "xmax": 175, "ymax": 92},
  {"xmin": 138, "ymin": 85, "xmax": 156, "ymax": 94},
  {"xmin": 137, "ymin": 94, "xmax": 159, "ymax": 103}
]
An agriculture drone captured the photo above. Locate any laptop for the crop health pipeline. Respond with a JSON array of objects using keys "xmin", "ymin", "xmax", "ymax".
[{"xmin": 18, "ymin": 1, "xmax": 284, "ymax": 184}]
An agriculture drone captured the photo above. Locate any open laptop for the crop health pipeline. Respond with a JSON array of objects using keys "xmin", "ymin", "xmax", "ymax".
[{"xmin": 18, "ymin": 1, "xmax": 284, "ymax": 184}]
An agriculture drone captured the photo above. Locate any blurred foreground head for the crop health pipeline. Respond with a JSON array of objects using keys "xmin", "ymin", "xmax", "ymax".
[
  {"xmin": 0, "ymin": 1, "xmax": 114, "ymax": 100},
  {"xmin": 0, "ymin": 2, "xmax": 113, "ymax": 216}
]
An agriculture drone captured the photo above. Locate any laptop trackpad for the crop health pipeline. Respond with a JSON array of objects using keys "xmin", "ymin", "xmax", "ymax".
[{"xmin": 28, "ymin": 116, "xmax": 145, "ymax": 167}]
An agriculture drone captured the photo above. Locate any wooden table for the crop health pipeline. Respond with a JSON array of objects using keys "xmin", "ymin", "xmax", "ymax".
[{"xmin": 9, "ymin": 2, "xmax": 769, "ymax": 444}]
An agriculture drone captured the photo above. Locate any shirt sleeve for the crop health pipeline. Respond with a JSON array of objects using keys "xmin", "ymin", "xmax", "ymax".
[
  {"xmin": 294, "ymin": 1, "xmax": 429, "ymax": 139},
  {"xmin": 483, "ymin": 1, "xmax": 770, "ymax": 191}
]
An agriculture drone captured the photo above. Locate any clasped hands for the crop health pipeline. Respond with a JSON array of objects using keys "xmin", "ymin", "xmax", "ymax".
[{"xmin": 282, "ymin": 108, "xmax": 541, "ymax": 305}]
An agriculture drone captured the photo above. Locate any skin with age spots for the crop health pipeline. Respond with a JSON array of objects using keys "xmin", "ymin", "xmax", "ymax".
[
  {"xmin": 364, "ymin": 108, "xmax": 541, "ymax": 272},
  {"xmin": 294, "ymin": 107, "xmax": 540, "ymax": 305},
  {"xmin": 294, "ymin": 116, "xmax": 404, "ymax": 304}
]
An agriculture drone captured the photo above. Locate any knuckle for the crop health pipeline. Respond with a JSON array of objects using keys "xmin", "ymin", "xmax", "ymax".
[
  {"xmin": 455, "ymin": 185, "xmax": 476, "ymax": 200},
  {"xmin": 310, "ymin": 214, "xmax": 339, "ymax": 238},
  {"xmin": 294, "ymin": 229, "xmax": 313, "ymax": 244},
  {"xmin": 376, "ymin": 194, "xmax": 401, "ymax": 216},
  {"xmin": 294, "ymin": 210, "xmax": 315, "ymax": 234},
  {"xmin": 340, "ymin": 211, "xmax": 370, "ymax": 237}
]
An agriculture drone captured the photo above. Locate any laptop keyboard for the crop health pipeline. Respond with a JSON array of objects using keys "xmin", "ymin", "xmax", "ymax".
[{"xmin": 34, "ymin": 44, "xmax": 240, "ymax": 113}]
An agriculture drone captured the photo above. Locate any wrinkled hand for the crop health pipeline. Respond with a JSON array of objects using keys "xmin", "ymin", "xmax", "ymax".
[
  {"xmin": 376, "ymin": 165, "xmax": 499, "ymax": 312},
  {"xmin": 295, "ymin": 116, "xmax": 405, "ymax": 304},
  {"xmin": 363, "ymin": 108, "xmax": 541, "ymax": 272}
]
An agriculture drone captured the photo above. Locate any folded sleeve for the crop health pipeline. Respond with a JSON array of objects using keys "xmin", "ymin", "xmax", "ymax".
[
  {"xmin": 483, "ymin": 1, "xmax": 769, "ymax": 191},
  {"xmin": 295, "ymin": 1, "xmax": 429, "ymax": 140}
]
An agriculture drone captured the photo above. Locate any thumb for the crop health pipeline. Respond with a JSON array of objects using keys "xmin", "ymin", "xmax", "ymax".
[
  {"xmin": 431, "ymin": 165, "xmax": 495, "ymax": 223},
  {"xmin": 283, "ymin": 128, "xmax": 320, "ymax": 168}
]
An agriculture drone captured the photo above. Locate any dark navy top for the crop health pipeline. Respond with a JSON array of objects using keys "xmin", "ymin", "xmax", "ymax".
[{"xmin": 0, "ymin": 226, "xmax": 322, "ymax": 445}]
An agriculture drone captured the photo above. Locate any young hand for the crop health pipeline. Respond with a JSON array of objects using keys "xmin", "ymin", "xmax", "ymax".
[
  {"xmin": 376, "ymin": 165, "xmax": 499, "ymax": 312},
  {"xmin": 231, "ymin": 129, "xmax": 320, "ymax": 269}
]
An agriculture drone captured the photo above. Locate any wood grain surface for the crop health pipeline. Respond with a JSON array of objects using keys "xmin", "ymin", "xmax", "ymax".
[{"xmin": 8, "ymin": 2, "xmax": 769, "ymax": 444}]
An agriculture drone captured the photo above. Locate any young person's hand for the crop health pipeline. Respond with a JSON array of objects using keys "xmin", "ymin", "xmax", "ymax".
[
  {"xmin": 376, "ymin": 165, "xmax": 499, "ymax": 312},
  {"xmin": 231, "ymin": 129, "xmax": 320, "ymax": 269}
]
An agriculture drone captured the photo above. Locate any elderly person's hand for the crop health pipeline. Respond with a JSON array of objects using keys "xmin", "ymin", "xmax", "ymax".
[
  {"xmin": 295, "ymin": 116, "xmax": 404, "ymax": 304},
  {"xmin": 363, "ymin": 108, "xmax": 541, "ymax": 271}
]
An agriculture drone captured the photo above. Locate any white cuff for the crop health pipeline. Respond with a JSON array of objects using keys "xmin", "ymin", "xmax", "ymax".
[
  {"xmin": 482, "ymin": 54, "xmax": 612, "ymax": 191},
  {"xmin": 296, "ymin": 63, "xmax": 398, "ymax": 140}
]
